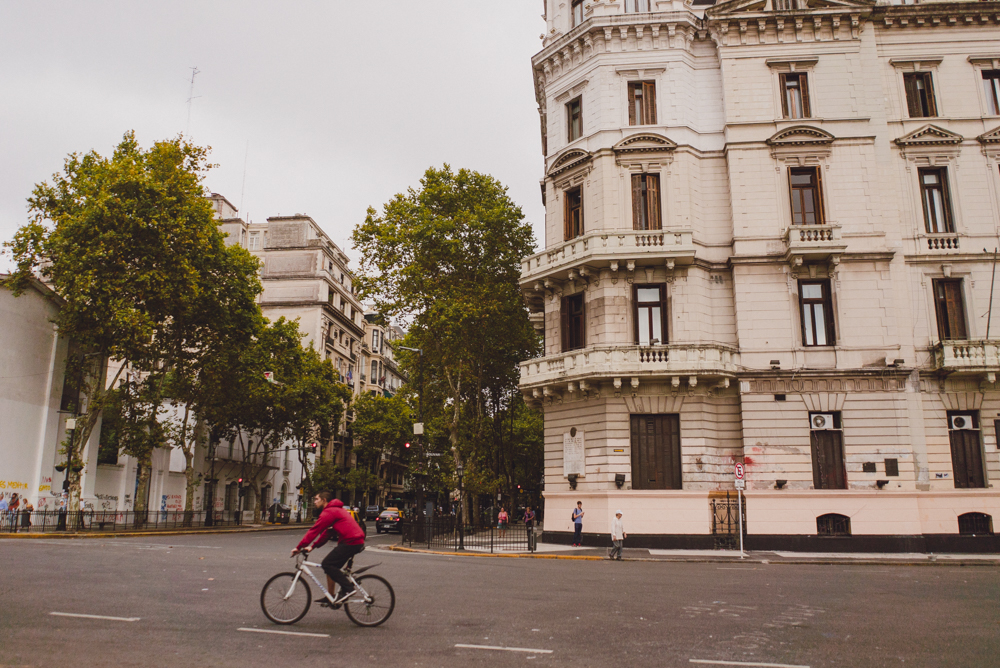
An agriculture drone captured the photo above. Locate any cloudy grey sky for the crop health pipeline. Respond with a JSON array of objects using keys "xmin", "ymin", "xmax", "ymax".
[{"xmin": 0, "ymin": 1, "xmax": 546, "ymax": 272}]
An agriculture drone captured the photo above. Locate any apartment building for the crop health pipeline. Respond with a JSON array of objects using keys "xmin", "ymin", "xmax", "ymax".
[{"xmin": 524, "ymin": 0, "xmax": 1000, "ymax": 551}]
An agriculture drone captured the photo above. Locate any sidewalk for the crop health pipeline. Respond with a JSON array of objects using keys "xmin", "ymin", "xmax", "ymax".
[
  {"xmin": 387, "ymin": 541, "xmax": 1000, "ymax": 566},
  {"xmin": 0, "ymin": 523, "xmax": 304, "ymax": 539}
]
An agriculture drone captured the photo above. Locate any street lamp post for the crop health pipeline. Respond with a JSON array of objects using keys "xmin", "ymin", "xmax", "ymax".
[{"xmin": 456, "ymin": 463, "xmax": 465, "ymax": 551}]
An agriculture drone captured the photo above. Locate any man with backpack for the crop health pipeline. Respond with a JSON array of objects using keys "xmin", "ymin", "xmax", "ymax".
[{"xmin": 572, "ymin": 501, "xmax": 584, "ymax": 546}]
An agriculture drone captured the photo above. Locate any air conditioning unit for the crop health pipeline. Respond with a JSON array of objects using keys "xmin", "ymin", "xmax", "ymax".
[
  {"xmin": 950, "ymin": 415, "xmax": 975, "ymax": 430},
  {"xmin": 811, "ymin": 413, "xmax": 835, "ymax": 430}
]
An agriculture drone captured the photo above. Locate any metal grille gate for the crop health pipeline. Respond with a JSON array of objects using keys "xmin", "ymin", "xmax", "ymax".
[{"xmin": 710, "ymin": 491, "xmax": 746, "ymax": 550}]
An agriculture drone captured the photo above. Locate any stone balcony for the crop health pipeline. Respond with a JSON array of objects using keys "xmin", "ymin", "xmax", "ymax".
[
  {"xmin": 917, "ymin": 232, "xmax": 961, "ymax": 253},
  {"xmin": 520, "ymin": 343, "xmax": 740, "ymax": 396},
  {"xmin": 784, "ymin": 224, "xmax": 846, "ymax": 267},
  {"xmin": 521, "ymin": 229, "xmax": 695, "ymax": 287},
  {"xmin": 934, "ymin": 340, "xmax": 1000, "ymax": 380}
]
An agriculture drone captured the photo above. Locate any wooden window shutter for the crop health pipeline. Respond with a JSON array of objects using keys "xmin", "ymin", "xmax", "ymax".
[
  {"xmin": 631, "ymin": 174, "xmax": 644, "ymax": 229},
  {"xmin": 800, "ymin": 74, "xmax": 811, "ymax": 118},
  {"xmin": 647, "ymin": 175, "xmax": 661, "ymax": 230},
  {"xmin": 813, "ymin": 166, "xmax": 825, "ymax": 224},
  {"xmin": 904, "ymin": 74, "xmax": 922, "ymax": 118},
  {"xmin": 643, "ymin": 82, "xmax": 657, "ymax": 124},
  {"xmin": 560, "ymin": 297, "xmax": 570, "ymax": 351},
  {"xmin": 632, "ymin": 284, "xmax": 640, "ymax": 343},
  {"xmin": 823, "ymin": 280, "xmax": 836, "ymax": 345},
  {"xmin": 660, "ymin": 283, "xmax": 669, "ymax": 344},
  {"xmin": 580, "ymin": 297, "xmax": 587, "ymax": 349},
  {"xmin": 945, "ymin": 281, "xmax": 967, "ymax": 339},
  {"xmin": 563, "ymin": 191, "xmax": 570, "ymax": 241},
  {"xmin": 779, "ymin": 73, "xmax": 790, "ymax": 117},
  {"xmin": 627, "ymin": 84, "xmax": 637, "ymax": 126},
  {"xmin": 924, "ymin": 73, "xmax": 937, "ymax": 116}
]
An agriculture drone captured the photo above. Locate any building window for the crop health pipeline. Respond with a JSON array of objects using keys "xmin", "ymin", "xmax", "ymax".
[
  {"xmin": 789, "ymin": 167, "xmax": 824, "ymax": 225},
  {"xmin": 958, "ymin": 512, "xmax": 993, "ymax": 535},
  {"xmin": 248, "ymin": 233, "xmax": 259, "ymax": 250},
  {"xmin": 634, "ymin": 285, "xmax": 667, "ymax": 346},
  {"xmin": 780, "ymin": 73, "xmax": 811, "ymax": 119},
  {"xmin": 625, "ymin": 0, "xmax": 651, "ymax": 11},
  {"xmin": 948, "ymin": 412, "xmax": 985, "ymax": 489},
  {"xmin": 571, "ymin": 0, "xmax": 584, "ymax": 27},
  {"xmin": 983, "ymin": 71, "xmax": 1000, "ymax": 115},
  {"xmin": 631, "ymin": 174, "xmax": 661, "ymax": 231},
  {"xmin": 933, "ymin": 278, "xmax": 968, "ymax": 340},
  {"xmin": 630, "ymin": 414, "xmax": 682, "ymax": 490},
  {"xmin": 371, "ymin": 360, "xmax": 378, "ymax": 383},
  {"xmin": 372, "ymin": 330, "xmax": 380, "ymax": 351},
  {"xmin": 799, "ymin": 280, "xmax": 835, "ymax": 346},
  {"xmin": 816, "ymin": 513, "xmax": 851, "ymax": 536},
  {"xmin": 628, "ymin": 82, "xmax": 656, "ymax": 125},
  {"xmin": 903, "ymin": 72, "xmax": 937, "ymax": 118},
  {"xmin": 810, "ymin": 413, "xmax": 846, "ymax": 490},
  {"xmin": 919, "ymin": 167, "xmax": 953, "ymax": 233},
  {"xmin": 566, "ymin": 97, "xmax": 582, "ymax": 142},
  {"xmin": 564, "ymin": 187, "xmax": 583, "ymax": 240},
  {"xmin": 560, "ymin": 293, "xmax": 586, "ymax": 352}
]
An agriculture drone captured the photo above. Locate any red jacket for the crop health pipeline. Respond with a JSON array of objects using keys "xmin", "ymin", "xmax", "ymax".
[{"xmin": 296, "ymin": 499, "xmax": 365, "ymax": 549}]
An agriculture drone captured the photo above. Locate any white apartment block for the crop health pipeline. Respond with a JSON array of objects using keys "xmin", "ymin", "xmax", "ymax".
[{"xmin": 525, "ymin": 0, "xmax": 1000, "ymax": 551}]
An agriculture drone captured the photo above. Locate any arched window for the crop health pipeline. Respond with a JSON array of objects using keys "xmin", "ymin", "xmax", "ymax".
[
  {"xmin": 816, "ymin": 513, "xmax": 851, "ymax": 536},
  {"xmin": 280, "ymin": 483, "xmax": 288, "ymax": 506},
  {"xmin": 958, "ymin": 512, "xmax": 993, "ymax": 535}
]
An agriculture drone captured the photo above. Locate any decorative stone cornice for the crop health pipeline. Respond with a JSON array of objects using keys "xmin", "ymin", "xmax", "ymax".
[
  {"xmin": 978, "ymin": 127, "xmax": 1000, "ymax": 145},
  {"xmin": 612, "ymin": 133, "xmax": 677, "ymax": 156},
  {"xmin": 894, "ymin": 125, "xmax": 964, "ymax": 148},
  {"xmin": 766, "ymin": 125, "xmax": 834, "ymax": 147},
  {"xmin": 546, "ymin": 148, "xmax": 593, "ymax": 178}
]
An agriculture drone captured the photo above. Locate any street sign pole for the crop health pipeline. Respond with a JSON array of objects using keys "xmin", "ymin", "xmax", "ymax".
[{"xmin": 734, "ymin": 462, "xmax": 746, "ymax": 559}]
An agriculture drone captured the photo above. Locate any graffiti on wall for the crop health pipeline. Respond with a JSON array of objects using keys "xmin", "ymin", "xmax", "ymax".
[
  {"xmin": 95, "ymin": 493, "xmax": 118, "ymax": 511},
  {"xmin": 0, "ymin": 480, "xmax": 29, "ymax": 491},
  {"xmin": 161, "ymin": 494, "xmax": 183, "ymax": 512}
]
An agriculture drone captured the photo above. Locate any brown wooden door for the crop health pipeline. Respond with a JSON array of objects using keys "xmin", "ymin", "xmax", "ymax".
[
  {"xmin": 811, "ymin": 430, "xmax": 846, "ymax": 489},
  {"xmin": 630, "ymin": 414, "xmax": 681, "ymax": 490},
  {"xmin": 950, "ymin": 430, "xmax": 985, "ymax": 488},
  {"xmin": 933, "ymin": 279, "xmax": 968, "ymax": 340}
]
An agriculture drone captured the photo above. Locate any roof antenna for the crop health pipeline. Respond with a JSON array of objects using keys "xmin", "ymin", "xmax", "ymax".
[{"xmin": 186, "ymin": 66, "xmax": 201, "ymax": 138}]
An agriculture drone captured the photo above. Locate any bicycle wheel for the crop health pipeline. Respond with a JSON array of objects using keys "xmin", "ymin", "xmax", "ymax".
[
  {"xmin": 343, "ymin": 574, "xmax": 395, "ymax": 627},
  {"xmin": 261, "ymin": 572, "xmax": 311, "ymax": 624}
]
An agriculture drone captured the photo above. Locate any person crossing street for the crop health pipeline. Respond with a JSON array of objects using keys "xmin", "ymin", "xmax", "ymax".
[{"xmin": 290, "ymin": 491, "xmax": 365, "ymax": 606}]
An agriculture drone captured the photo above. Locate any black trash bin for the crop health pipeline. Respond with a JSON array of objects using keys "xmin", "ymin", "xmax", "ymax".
[{"xmin": 277, "ymin": 504, "xmax": 291, "ymax": 524}]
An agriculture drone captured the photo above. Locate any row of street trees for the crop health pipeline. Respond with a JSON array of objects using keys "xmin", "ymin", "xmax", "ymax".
[
  {"xmin": 2, "ymin": 133, "xmax": 351, "ymax": 519},
  {"xmin": 351, "ymin": 165, "xmax": 544, "ymax": 520}
]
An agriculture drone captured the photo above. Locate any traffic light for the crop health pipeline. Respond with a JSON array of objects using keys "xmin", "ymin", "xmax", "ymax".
[
  {"xmin": 404, "ymin": 442, "xmax": 410, "ymax": 449},
  {"xmin": 238, "ymin": 477, "xmax": 243, "ymax": 484},
  {"xmin": 308, "ymin": 442, "xmax": 318, "ymax": 453}
]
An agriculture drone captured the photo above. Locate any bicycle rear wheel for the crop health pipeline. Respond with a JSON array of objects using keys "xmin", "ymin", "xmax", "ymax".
[
  {"xmin": 343, "ymin": 574, "xmax": 395, "ymax": 627},
  {"xmin": 261, "ymin": 572, "xmax": 311, "ymax": 624}
]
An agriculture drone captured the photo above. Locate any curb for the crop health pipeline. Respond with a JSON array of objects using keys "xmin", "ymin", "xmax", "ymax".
[
  {"xmin": 385, "ymin": 545, "xmax": 1000, "ymax": 567},
  {"xmin": 0, "ymin": 525, "xmax": 305, "ymax": 540}
]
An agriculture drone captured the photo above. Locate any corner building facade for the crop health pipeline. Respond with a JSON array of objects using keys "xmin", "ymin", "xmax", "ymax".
[{"xmin": 525, "ymin": 0, "xmax": 1000, "ymax": 551}]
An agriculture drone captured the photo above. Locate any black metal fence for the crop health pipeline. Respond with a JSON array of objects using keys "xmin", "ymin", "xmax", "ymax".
[
  {"xmin": 400, "ymin": 518, "xmax": 536, "ymax": 553},
  {"xmin": 710, "ymin": 492, "xmax": 747, "ymax": 550},
  {"xmin": 0, "ymin": 509, "xmax": 254, "ymax": 534}
]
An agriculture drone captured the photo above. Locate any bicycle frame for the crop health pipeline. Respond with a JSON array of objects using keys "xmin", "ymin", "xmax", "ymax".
[{"xmin": 283, "ymin": 555, "xmax": 376, "ymax": 603}]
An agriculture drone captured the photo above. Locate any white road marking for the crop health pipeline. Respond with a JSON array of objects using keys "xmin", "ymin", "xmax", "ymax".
[
  {"xmin": 690, "ymin": 660, "xmax": 810, "ymax": 668},
  {"xmin": 50, "ymin": 612, "xmax": 140, "ymax": 622},
  {"xmin": 238, "ymin": 627, "xmax": 330, "ymax": 638},
  {"xmin": 455, "ymin": 644, "xmax": 553, "ymax": 654}
]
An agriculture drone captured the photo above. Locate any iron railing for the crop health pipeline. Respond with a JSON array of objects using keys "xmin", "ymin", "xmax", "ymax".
[
  {"xmin": 400, "ymin": 518, "xmax": 536, "ymax": 553},
  {"xmin": 0, "ymin": 509, "xmax": 262, "ymax": 534},
  {"xmin": 710, "ymin": 492, "xmax": 747, "ymax": 550}
]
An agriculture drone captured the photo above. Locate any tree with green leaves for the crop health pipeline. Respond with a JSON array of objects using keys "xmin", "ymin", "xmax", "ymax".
[
  {"xmin": 351, "ymin": 165, "xmax": 541, "ymax": 519},
  {"xmin": 2, "ymin": 132, "xmax": 262, "ymax": 513},
  {"xmin": 351, "ymin": 393, "xmax": 412, "ymax": 505}
]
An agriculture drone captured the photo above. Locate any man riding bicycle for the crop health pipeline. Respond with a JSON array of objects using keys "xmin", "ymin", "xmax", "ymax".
[{"xmin": 290, "ymin": 491, "xmax": 365, "ymax": 605}]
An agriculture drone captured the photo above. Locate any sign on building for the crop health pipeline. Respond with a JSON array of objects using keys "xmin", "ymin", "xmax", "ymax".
[{"xmin": 563, "ymin": 429, "xmax": 585, "ymax": 477}]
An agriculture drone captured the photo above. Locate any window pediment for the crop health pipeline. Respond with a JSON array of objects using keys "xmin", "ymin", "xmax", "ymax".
[
  {"xmin": 707, "ymin": 0, "xmax": 873, "ymax": 19},
  {"xmin": 547, "ymin": 148, "xmax": 593, "ymax": 178},
  {"xmin": 894, "ymin": 124, "xmax": 964, "ymax": 148},
  {"xmin": 978, "ymin": 126, "xmax": 1000, "ymax": 145},
  {"xmin": 613, "ymin": 133, "xmax": 677, "ymax": 156},
  {"xmin": 767, "ymin": 125, "xmax": 834, "ymax": 146}
]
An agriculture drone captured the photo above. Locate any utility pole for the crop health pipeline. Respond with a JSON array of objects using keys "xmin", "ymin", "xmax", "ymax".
[{"xmin": 398, "ymin": 346, "xmax": 425, "ymax": 517}]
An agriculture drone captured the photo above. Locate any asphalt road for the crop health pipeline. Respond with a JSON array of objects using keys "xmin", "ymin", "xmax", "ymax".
[{"xmin": 1, "ymin": 530, "xmax": 998, "ymax": 668}]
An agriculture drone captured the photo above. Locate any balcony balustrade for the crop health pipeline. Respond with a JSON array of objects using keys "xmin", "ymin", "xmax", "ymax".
[
  {"xmin": 934, "ymin": 340, "xmax": 1000, "ymax": 379},
  {"xmin": 520, "ymin": 229, "xmax": 695, "ymax": 286},
  {"xmin": 520, "ymin": 342, "xmax": 740, "ymax": 393},
  {"xmin": 784, "ymin": 224, "xmax": 846, "ymax": 266},
  {"xmin": 919, "ymin": 233, "xmax": 961, "ymax": 253}
]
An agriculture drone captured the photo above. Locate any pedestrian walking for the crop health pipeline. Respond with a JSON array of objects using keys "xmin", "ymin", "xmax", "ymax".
[
  {"xmin": 523, "ymin": 506, "xmax": 536, "ymax": 529},
  {"xmin": 608, "ymin": 510, "xmax": 626, "ymax": 560},
  {"xmin": 497, "ymin": 507, "xmax": 509, "ymax": 537},
  {"xmin": 20, "ymin": 500, "xmax": 33, "ymax": 532},
  {"xmin": 9, "ymin": 494, "xmax": 19, "ymax": 532},
  {"xmin": 572, "ymin": 501, "xmax": 584, "ymax": 546}
]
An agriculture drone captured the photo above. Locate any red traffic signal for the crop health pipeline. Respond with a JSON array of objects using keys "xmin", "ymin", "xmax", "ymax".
[
  {"xmin": 404, "ymin": 442, "xmax": 410, "ymax": 449},
  {"xmin": 308, "ymin": 442, "xmax": 318, "ymax": 451},
  {"xmin": 238, "ymin": 477, "xmax": 243, "ymax": 484}
]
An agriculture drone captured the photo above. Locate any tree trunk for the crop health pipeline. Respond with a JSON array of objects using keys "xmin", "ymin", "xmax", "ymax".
[{"xmin": 133, "ymin": 452, "xmax": 152, "ymax": 526}]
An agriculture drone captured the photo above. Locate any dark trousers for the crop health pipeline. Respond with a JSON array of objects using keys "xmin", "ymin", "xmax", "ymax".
[
  {"xmin": 321, "ymin": 543, "xmax": 364, "ymax": 592},
  {"xmin": 573, "ymin": 523, "xmax": 582, "ymax": 544}
]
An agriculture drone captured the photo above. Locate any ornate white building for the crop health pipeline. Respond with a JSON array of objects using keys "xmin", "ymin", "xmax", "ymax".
[{"xmin": 524, "ymin": 0, "xmax": 1000, "ymax": 551}]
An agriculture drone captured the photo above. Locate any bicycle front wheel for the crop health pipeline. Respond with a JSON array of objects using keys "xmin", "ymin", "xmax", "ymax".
[
  {"xmin": 261, "ymin": 572, "xmax": 311, "ymax": 624},
  {"xmin": 344, "ymin": 574, "xmax": 395, "ymax": 627}
]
